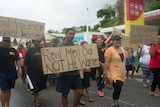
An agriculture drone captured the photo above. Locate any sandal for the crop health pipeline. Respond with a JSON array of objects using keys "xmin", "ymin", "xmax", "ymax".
[
  {"xmin": 106, "ymin": 86, "xmax": 112, "ymax": 89},
  {"xmin": 79, "ymin": 100, "xmax": 85, "ymax": 105},
  {"xmin": 36, "ymin": 102, "xmax": 40, "ymax": 107},
  {"xmin": 143, "ymin": 83, "xmax": 148, "ymax": 88},
  {"xmin": 150, "ymin": 92, "xmax": 159, "ymax": 97},
  {"xmin": 88, "ymin": 98, "xmax": 93, "ymax": 102}
]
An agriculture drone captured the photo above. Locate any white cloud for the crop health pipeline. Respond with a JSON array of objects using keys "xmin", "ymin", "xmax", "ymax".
[{"xmin": 0, "ymin": 0, "xmax": 117, "ymax": 32}]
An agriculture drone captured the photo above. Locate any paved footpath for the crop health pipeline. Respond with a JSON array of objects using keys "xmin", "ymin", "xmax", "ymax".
[{"xmin": 10, "ymin": 72, "xmax": 160, "ymax": 107}]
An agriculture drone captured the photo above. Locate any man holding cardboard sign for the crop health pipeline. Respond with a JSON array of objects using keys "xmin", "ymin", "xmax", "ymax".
[{"xmin": 56, "ymin": 28, "xmax": 82, "ymax": 107}]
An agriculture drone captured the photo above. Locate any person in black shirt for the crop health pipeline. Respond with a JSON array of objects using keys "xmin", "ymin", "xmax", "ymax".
[
  {"xmin": 24, "ymin": 36, "xmax": 47, "ymax": 107},
  {"xmin": 94, "ymin": 37, "xmax": 105, "ymax": 96},
  {"xmin": 0, "ymin": 37, "xmax": 21, "ymax": 107}
]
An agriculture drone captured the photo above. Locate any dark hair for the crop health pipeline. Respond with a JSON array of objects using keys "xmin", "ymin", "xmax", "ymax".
[
  {"xmin": 112, "ymin": 35, "xmax": 122, "ymax": 41},
  {"xmin": 65, "ymin": 28, "xmax": 74, "ymax": 34},
  {"xmin": 80, "ymin": 41, "xmax": 88, "ymax": 45},
  {"xmin": 19, "ymin": 44, "xmax": 24, "ymax": 48},
  {"xmin": 26, "ymin": 41, "xmax": 31, "ymax": 45},
  {"xmin": 95, "ymin": 36, "xmax": 101, "ymax": 40}
]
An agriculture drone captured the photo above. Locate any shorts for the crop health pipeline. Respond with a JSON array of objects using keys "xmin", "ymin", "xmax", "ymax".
[
  {"xmin": 82, "ymin": 77, "xmax": 90, "ymax": 88},
  {"xmin": 56, "ymin": 74, "xmax": 82, "ymax": 94},
  {"xmin": 126, "ymin": 65, "xmax": 135, "ymax": 71},
  {"xmin": 0, "ymin": 72, "xmax": 17, "ymax": 90},
  {"xmin": 28, "ymin": 73, "xmax": 48, "ymax": 93}
]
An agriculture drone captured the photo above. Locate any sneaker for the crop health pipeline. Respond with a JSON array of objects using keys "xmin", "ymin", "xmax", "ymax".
[{"xmin": 98, "ymin": 90, "xmax": 104, "ymax": 97}]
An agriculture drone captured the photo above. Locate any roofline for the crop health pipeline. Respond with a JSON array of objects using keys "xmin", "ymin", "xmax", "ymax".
[{"xmin": 144, "ymin": 9, "xmax": 160, "ymax": 19}]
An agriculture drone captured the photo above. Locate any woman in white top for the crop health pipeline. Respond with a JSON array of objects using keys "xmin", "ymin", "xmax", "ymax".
[{"xmin": 137, "ymin": 44, "xmax": 153, "ymax": 87}]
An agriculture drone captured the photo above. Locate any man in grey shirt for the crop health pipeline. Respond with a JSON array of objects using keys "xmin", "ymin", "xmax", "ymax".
[{"xmin": 56, "ymin": 28, "xmax": 82, "ymax": 107}]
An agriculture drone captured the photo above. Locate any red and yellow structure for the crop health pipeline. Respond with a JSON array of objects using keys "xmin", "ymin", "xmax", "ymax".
[{"xmin": 124, "ymin": 0, "xmax": 144, "ymax": 35}]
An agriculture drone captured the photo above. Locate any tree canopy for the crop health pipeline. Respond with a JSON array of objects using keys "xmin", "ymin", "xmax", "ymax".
[{"xmin": 149, "ymin": 0, "xmax": 160, "ymax": 10}]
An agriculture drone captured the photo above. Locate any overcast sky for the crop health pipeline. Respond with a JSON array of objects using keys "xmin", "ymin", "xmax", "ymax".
[{"xmin": 0, "ymin": 0, "xmax": 117, "ymax": 33}]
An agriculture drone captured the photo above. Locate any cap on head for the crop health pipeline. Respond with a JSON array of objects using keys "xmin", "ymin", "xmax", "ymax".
[
  {"xmin": 112, "ymin": 35, "xmax": 122, "ymax": 41},
  {"xmin": 2, "ymin": 37, "xmax": 11, "ymax": 41}
]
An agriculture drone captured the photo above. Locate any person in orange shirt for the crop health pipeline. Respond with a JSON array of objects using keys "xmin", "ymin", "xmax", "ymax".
[{"xmin": 103, "ymin": 35, "xmax": 132, "ymax": 107}]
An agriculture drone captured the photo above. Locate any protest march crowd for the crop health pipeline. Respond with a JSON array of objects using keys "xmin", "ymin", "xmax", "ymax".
[{"xmin": 0, "ymin": 27, "xmax": 160, "ymax": 107}]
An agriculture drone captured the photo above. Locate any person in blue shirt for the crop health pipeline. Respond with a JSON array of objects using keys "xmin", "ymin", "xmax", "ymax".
[{"xmin": 125, "ymin": 49, "xmax": 135, "ymax": 79}]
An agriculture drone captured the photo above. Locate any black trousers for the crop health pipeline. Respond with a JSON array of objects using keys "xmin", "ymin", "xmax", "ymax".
[
  {"xmin": 90, "ymin": 67, "xmax": 103, "ymax": 80},
  {"xmin": 112, "ymin": 80, "xmax": 123, "ymax": 100},
  {"xmin": 150, "ymin": 68, "xmax": 160, "ymax": 92}
]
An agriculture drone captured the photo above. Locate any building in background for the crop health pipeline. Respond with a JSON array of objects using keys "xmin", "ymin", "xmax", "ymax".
[{"xmin": 101, "ymin": 9, "xmax": 160, "ymax": 34}]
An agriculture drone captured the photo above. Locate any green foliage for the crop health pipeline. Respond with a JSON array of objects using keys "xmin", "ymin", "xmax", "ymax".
[
  {"xmin": 48, "ymin": 29, "xmax": 54, "ymax": 33},
  {"xmin": 97, "ymin": 4, "xmax": 115, "ymax": 19},
  {"xmin": 149, "ymin": 0, "xmax": 160, "ymax": 10},
  {"xmin": 134, "ymin": 56, "xmax": 139, "ymax": 67},
  {"xmin": 61, "ymin": 28, "xmax": 68, "ymax": 34},
  {"xmin": 80, "ymin": 26, "xmax": 86, "ymax": 32},
  {"xmin": 49, "ymin": 37, "xmax": 60, "ymax": 46},
  {"xmin": 90, "ymin": 23, "xmax": 101, "ymax": 32},
  {"xmin": 47, "ymin": 29, "xmax": 60, "ymax": 33},
  {"xmin": 116, "ymin": 16, "xmax": 124, "ymax": 25},
  {"xmin": 74, "ymin": 26, "xmax": 87, "ymax": 33},
  {"xmin": 100, "ymin": 18, "xmax": 117, "ymax": 28},
  {"xmin": 96, "ymin": 1, "xmax": 124, "ymax": 29}
]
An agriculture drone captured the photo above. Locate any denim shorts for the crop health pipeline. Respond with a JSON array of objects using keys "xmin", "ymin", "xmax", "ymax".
[
  {"xmin": 56, "ymin": 74, "xmax": 82, "ymax": 94},
  {"xmin": 126, "ymin": 65, "xmax": 135, "ymax": 71},
  {"xmin": 0, "ymin": 72, "xmax": 17, "ymax": 90}
]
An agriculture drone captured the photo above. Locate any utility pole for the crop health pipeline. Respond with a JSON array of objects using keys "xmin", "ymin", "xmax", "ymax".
[{"xmin": 86, "ymin": 8, "xmax": 89, "ymax": 33}]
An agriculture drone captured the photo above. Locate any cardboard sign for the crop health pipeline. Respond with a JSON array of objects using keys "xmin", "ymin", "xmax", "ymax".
[
  {"xmin": 112, "ymin": 27, "xmax": 123, "ymax": 37},
  {"xmin": 41, "ymin": 44, "xmax": 100, "ymax": 74},
  {"xmin": 0, "ymin": 16, "xmax": 45, "ymax": 40},
  {"xmin": 130, "ymin": 25, "xmax": 159, "ymax": 44},
  {"xmin": 121, "ymin": 35, "xmax": 130, "ymax": 47}
]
